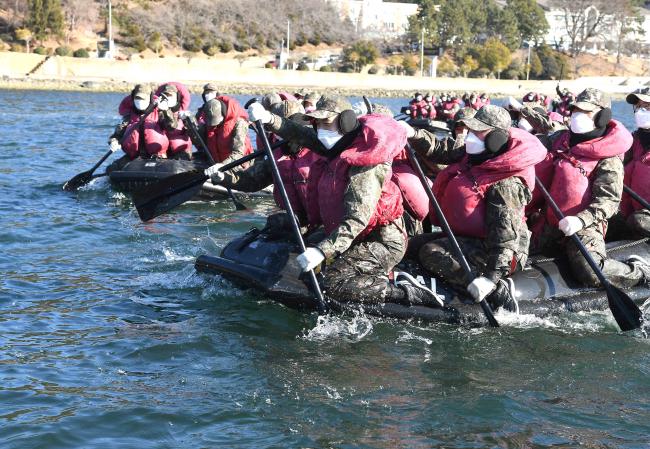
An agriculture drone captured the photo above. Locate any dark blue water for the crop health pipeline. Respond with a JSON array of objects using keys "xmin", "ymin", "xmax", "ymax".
[{"xmin": 1, "ymin": 90, "xmax": 649, "ymax": 449}]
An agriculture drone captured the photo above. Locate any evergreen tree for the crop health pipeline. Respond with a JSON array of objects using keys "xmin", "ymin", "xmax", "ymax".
[
  {"xmin": 486, "ymin": 4, "xmax": 520, "ymax": 50},
  {"xmin": 28, "ymin": 0, "xmax": 64, "ymax": 41},
  {"xmin": 504, "ymin": 0, "xmax": 548, "ymax": 44}
]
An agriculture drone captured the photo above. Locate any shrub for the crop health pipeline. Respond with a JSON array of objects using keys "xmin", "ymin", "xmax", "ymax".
[
  {"xmin": 297, "ymin": 61, "xmax": 309, "ymax": 71},
  {"xmin": 264, "ymin": 62, "xmax": 275, "ymax": 69},
  {"xmin": 55, "ymin": 46, "xmax": 71, "ymax": 56},
  {"xmin": 203, "ymin": 45, "xmax": 219, "ymax": 56},
  {"xmin": 319, "ymin": 65, "xmax": 332, "ymax": 72},
  {"xmin": 367, "ymin": 65, "xmax": 379, "ymax": 74},
  {"xmin": 219, "ymin": 39, "xmax": 233, "ymax": 53},
  {"xmin": 10, "ymin": 43, "xmax": 25, "ymax": 52},
  {"xmin": 33, "ymin": 46, "xmax": 48, "ymax": 55},
  {"xmin": 233, "ymin": 42, "xmax": 250, "ymax": 52},
  {"xmin": 73, "ymin": 48, "xmax": 90, "ymax": 58},
  {"xmin": 308, "ymin": 34, "xmax": 322, "ymax": 46}
]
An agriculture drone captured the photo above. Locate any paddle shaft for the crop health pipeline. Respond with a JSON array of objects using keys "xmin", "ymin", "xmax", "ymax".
[
  {"xmin": 405, "ymin": 143, "xmax": 499, "ymax": 327},
  {"xmin": 624, "ymin": 185, "xmax": 650, "ymax": 212},
  {"xmin": 253, "ymin": 118, "xmax": 328, "ymax": 313}
]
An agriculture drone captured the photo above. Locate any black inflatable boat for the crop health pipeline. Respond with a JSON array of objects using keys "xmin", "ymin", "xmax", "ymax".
[
  {"xmin": 195, "ymin": 230, "xmax": 650, "ymax": 326},
  {"xmin": 106, "ymin": 154, "xmax": 272, "ymax": 201}
]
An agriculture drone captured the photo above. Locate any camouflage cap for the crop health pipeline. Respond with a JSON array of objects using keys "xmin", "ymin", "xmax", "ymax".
[
  {"xmin": 303, "ymin": 92, "xmax": 321, "ymax": 103},
  {"xmin": 460, "ymin": 105, "xmax": 511, "ymax": 131},
  {"xmin": 626, "ymin": 87, "xmax": 650, "ymax": 105},
  {"xmin": 271, "ymin": 100, "xmax": 305, "ymax": 119},
  {"xmin": 305, "ymin": 95, "xmax": 352, "ymax": 120},
  {"xmin": 160, "ymin": 83, "xmax": 178, "ymax": 97},
  {"xmin": 204, "ymin": 99, "xmax": 224, "ymax": 127},
  {"xmin": 262, "ymin": 93, "xmax": 282, "ymax": 110},
  {"xmin": 203, "ymin": 82, "xmax": 219, "ymax": 93},
  {"xmin": 570, "ymin": 88, "xmax": 610, "ymax": 112},
  {"xmin": 132, "ymin": 84, "xmax": 152, "ymax": 100},
  {"xmin": 454, "ymin": 107, "xmax": 476, "ymax": 123}
]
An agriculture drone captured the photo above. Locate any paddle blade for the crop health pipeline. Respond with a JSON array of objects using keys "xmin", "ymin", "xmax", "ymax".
[
  {"xmin": 63, "ymin": 171, "xmax": 93, "ymax": 191},
  {"xmin": 132, "ymin": 170, "xmax": 208, "ymax": 221},
  {"xmin": 604, "ymin": 282, "xmax": 643, "ymax": 331}
]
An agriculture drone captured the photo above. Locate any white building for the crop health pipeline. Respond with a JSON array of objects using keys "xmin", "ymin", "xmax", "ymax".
[
  {"xmin": 538, "ymin": 0, "xmax": 650, "ymax": 53},
  {"xmin": 329, "ymin": 0, "xmax": 418, "ymax": 39}
]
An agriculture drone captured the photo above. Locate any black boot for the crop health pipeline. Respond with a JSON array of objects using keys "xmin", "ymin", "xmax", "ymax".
[
  {"xmin": 396, "ymin": 272, "xmax": 444, "ymax": 307},
  {"xmin": 486, "ymin": 279, "xmax": 518, "ymax": 313}
]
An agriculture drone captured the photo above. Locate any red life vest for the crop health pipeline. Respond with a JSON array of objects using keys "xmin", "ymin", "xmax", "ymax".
[
  {"xmin": 318, "ymin": 114, "xmax": 406, "ymax": 237},
  {"xmin": 206, "ymin": 95, "xmax": 254, "ymax": 163},
  {"xmin": 274, "ymin": 146, "xmax": 327, "ymax": 227},
  {"xmin": 119, "ymin": 95, "xmax": 169, "ymax": 159},
  {"xmin": 155, "ymin": 82, "xmax": 192, "ymax": 157},
  {"xmin": 546, "ymin": 120, "xmax": 632, "ymax": 225},
  {"xmin": 621, "ymin": 132, "xmax": 650, "ymax": 216},
  {"xmin": 433, "ymin": 127, "xmax": 547, "ymax": 238}
]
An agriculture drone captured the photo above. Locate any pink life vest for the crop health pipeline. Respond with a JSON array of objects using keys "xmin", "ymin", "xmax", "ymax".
[
  {"xmin": 390, "ymin": 154, "xmax": 432, "ymax": 222},
  {"xmin": 546, "ymin": 120, "xmax": 632, "ymax": 225},
  {"xmin": 206, "ymin": 95, "xmax": 254, "ymax": 163},
  {"xmin": 119, "ymin": 95, "xmax": 169, "ymax": 159},
  {"xmin": 318, "ymin": 114, "xmax": 406, "ymax": 237},
  {"xmin": 155, "ymin": 82, "xmax": 192, "ymax": 157},
  {"xmin": 273, "ymin": 146, "xmax": 327, "ymax": 227},
  {"xmin": 432, "ymin": 127, "xmax": 547, "ymax": 238},
  {"xmin": 621, "ymin": 133, "xmax": 650, "ymax": 216}
]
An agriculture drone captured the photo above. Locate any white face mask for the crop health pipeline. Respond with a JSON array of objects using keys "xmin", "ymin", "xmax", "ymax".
[
  {"xmin": 204, "ymin": 92, "xmax": 217, "ymax": 103},
  {"xmin": 635, "ymin": 108, "xmax": 650, "ymax": 129},
  {"xmin": 134, "ymin": 98, "xmax": 150, "ymax": 111},
  {"xmin": 518, "ymin": 117, "xmax": 533, "ymax": 133},
  {"xmin": 416, "ymin": 96, "xmax": 423, "ymax": 102},
  {"xmin": 317, "ymin": 128, "xmax": 342, "ymax": 150},
  {"xmin": 570, "ymin": 112, "xmax": 595, "ymax": 134},
  {"xmin": 160, "ymin": 94, "xmax": 178, "ymax": 110},
  {"xmin": 465, "ymin": 132, "xmax": 486, "ymax": 155}
]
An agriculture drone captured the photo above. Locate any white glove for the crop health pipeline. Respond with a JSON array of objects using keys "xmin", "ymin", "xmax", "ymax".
[
  {"xmin": 467, "ymin": 276, "xmax": 497, "ymax": 303},
  {"xmin": 505, "ymin": 96, "xmax": 523, "ymax": 111},
  {"xmin": 108, "ymin": 138, "xmax": 120, "ymax": 152},
  {"xmin": 248, "ymin": 102, "xmax": 272, "ymax": 124},
  {"xmin": 397, "ymin": 120, "xmax": 416, "ymax": 138},
  {"xmin": 296, "ymin": 247, "xmax": 325, "ymax": 272},
  {"xmin": 558, "ymin": 216, "xmax": 583, "ymax": 236},
  {"xmin": 178, "ymin": 110, "xmax": 191, "ymax": 119},
  {"xmin": 204, "ymin": 163, "xmax": 224, "ymax": 183}
]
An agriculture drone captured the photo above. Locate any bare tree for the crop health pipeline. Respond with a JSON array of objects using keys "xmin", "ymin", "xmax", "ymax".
[{"xmin": 551, "ymin": 0, "xmax": 618, "ymax": 57}]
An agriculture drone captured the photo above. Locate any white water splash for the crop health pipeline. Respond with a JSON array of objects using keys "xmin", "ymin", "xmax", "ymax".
[
  {"xmin": 138, "ymin": 264, "xmax": 203, "ymax": 290},
  {"xmin": 301, "ymin": 311, "xmax": 374, "ymax": 342},
  {"xmin": 162, "ymin": 246, "xmax": 194, "ymax": 262}
]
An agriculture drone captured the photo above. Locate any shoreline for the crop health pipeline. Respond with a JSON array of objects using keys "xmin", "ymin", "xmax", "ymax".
[{"xmin": 1, "ymin": 51, "xmax": 647, "ymax": 98}]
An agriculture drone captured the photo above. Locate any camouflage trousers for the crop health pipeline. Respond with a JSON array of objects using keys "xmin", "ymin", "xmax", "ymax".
[
  {"xmin": 607, "ymin": 211, "xmax": 650, "ymax": 241},
  {"xmin": 414, "ymin": 235, "xmax": 523, "ymax": 290},
  {"xmin": 538, "ymin": 223, "xmax": 645, "ymax": 289},
  {"xmin": 322, "ymin": 219, "xmax": 407, "ymax": 304}
]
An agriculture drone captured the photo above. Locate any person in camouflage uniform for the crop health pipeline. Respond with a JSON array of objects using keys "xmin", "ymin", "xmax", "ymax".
[
  {"xmin": 197, "ymin": 98, "xmax": 250, "ymax": 166},
  {"xmin": 399, "ymin": 105, "xmax": 547, "ymax": 311},
  {"xmin": 537, "ymin": 88, "xmax": 650, "ymax": 288},
  {"xmin": 246, "ymin": 95, "xmax": 443, "ymax": 307},
  {"xmin": 208, "ymin": 100, "xmax": 314, "ymax": 228}
]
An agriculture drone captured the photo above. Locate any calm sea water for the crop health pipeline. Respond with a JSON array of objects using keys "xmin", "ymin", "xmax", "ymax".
[{"xmin": 1, "ymin": 89, "xmax": 649, "ymax": 449}]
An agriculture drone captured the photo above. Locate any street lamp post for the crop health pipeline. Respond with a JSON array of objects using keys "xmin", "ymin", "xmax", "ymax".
[
  {"xmin": 525, "ymin": 42, "xmax": 531, "ymax": 81},
  {"xmin": 420, "ymin": 26, "xmax": 425, "ymax": 77}
]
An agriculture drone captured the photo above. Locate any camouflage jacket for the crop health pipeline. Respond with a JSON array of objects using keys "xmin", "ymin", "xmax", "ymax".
[
  {"xmin": 573, "ymin": 157, "xmax": 624, "ymax": 232},
  {"xmin": 409, "ymin": 127, "xmax": 532, "ymax": 281},
  {"xmin": 266, "ymin": 113, "xmax": 391, "ymax": 259}
]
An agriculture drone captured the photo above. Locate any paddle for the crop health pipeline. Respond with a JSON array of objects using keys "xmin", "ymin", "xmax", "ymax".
[
  {"xmin": 132, "ymin": 146, "xmax": 270, "ymax": 222},
  {"xmin": 181, "ymin": 115, "xmax": 247, "ymax": 211},
  {"xmin": 536, "ymin": 176, "xmax": 642, "ymax": 331},
  {"xmin": 62, "ymin": 143, "xmax": 120, "ymax": 191},
  {"xmin": 63, "ymin": 99, "xmax": 159, "ymax": 192},
  {"xmin": 404, "ymin": 143, "xmax": 499, "ymax": 327},
  {"xmin": 247, "ymin": 98, "xmax": 328, "ymax": 314},
  {"xmin": 624, "ymin": 185, "xmax": 650, "ymax": 212}
]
